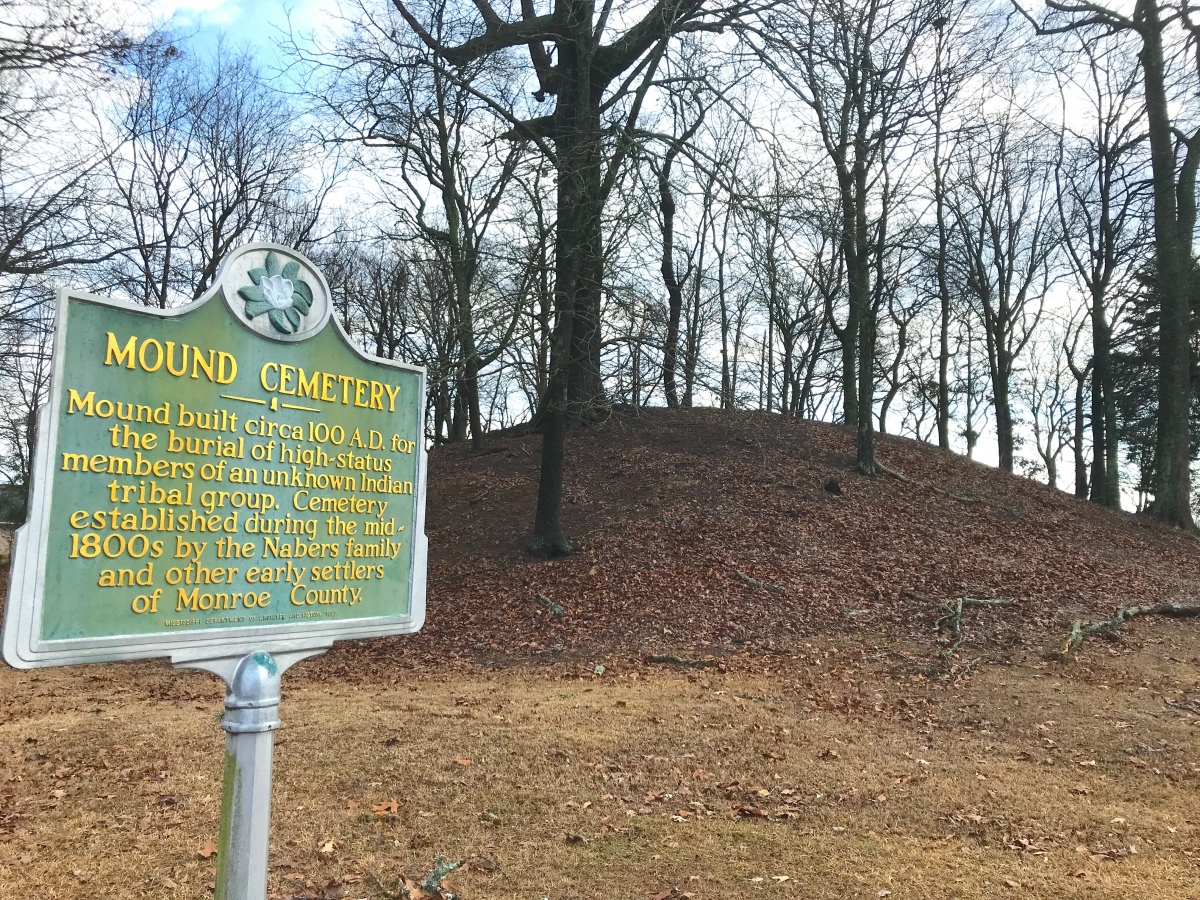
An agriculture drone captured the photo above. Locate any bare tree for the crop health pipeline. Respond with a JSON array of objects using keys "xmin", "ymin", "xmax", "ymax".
[
  {"xmin": 1053, "ymin": 34, "xmax": 1148, "ymax": 509},
  {"xmin": 948, "ymin": 109, "xmax": 1059, "ymax": 473},
  {"xmin": 0, "ymin": 1, "xmax": 134, "ymax": 283},
  {"xmin": 650, "ymin": 80, "xmax": 711, "ymax": 409},
  {"xmin": 300, "ymin": 0, "xmax": 526, "ymax": 446},
  {"xmin": 393, "ymin": 0, "xmax": 756, "ymax": 554},
  {"xmin": 1023, "ymin": 0, "xmax": 1200, "ymax": 526},
  {"xmin": 100, "ymin": 40, "xmax": 320, "ymax": 307},
  {"xmin": 744, "ymin": 0, "xmax": 934, "ymax": 473},
  {"xmin": 916, "ymin": 0, "xmax": 1005, "ymax": 450},
  {"xmin": 1021, "ymin": 325, "xmax": 1076, "ymax": 489}
]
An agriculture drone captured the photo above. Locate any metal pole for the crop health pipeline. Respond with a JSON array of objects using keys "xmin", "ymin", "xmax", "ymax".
[{"xmin": 214, "ymin": 651, "xmax": 281, "ymax": 900}]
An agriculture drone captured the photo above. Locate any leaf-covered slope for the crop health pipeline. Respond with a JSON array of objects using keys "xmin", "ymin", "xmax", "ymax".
[{"xmin": 363, "ymin": 408, "xmax": 1200, "ymax": 666}]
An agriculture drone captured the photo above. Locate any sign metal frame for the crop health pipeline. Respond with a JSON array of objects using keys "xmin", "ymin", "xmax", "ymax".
[
  {"xmin": 3, "ymin": 243, "xmax": 431, "ymax": 900},
  {"xmin": 2, "ymin": 242, "xmax": 428, "ymax": 669}
]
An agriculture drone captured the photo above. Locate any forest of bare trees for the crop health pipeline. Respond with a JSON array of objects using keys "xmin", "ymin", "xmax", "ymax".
[{"xmin": 4, "ymin": 0, "xmax": 1200, "ymax": 548}]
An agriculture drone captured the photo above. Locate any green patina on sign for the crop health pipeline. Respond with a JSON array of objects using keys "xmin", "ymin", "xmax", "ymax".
[{"xmin": 3, "ymin": 244, "xmax": 428, "ymax": 667}]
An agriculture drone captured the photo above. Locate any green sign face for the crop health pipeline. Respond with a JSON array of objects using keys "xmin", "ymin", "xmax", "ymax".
[{"xmin": 3, "ymin": 244, "xmax": 427, "ymax": 668}]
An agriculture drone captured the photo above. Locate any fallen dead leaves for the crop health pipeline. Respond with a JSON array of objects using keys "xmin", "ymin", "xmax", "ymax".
[{"xmin": 349, "ymin": 408, "xmax": 1200, "ymax": 676}]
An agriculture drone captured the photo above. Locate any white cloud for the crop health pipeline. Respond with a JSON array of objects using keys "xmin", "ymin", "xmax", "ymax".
[{"xmin": 153, "ymin": 0, "xmax": 237, "ymax": 16}]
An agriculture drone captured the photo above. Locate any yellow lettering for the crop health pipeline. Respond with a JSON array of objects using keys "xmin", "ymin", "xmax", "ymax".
[
  {"xmin": 260, "ymin": 362, "xmax": 279, "ymax": 392},
  {"xmin": 138, "ymin": 338, "xmax": 164, "ymax": 373},
  {"xmin": 104, "ymin": 333, "xmax": 136, "ymax": 369},
  {"xmin": 67, "ymin": 389, "xmax": 95, "ymax": 415},
  {"xmin": 297, "ymin": 368, "xmax": 319, "ymax": 399},
  {"xmin": 61, "ymin": 452, "xmax": 90, "ymax": 472},
  {"xmin": 165, "ymin": 341, "xmax": 187, "ymax": 376},
  {"xmin": 191, "ymin": 349, "xmax": 215, "ymax": 381},
  {"xmin": 216, "ymin": 351, "xmax": 237, "ymax": 384}
]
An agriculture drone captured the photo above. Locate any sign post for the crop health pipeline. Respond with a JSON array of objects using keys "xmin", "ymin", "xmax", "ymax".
[{"xmin": 2, "ymin": 244, "xmax": 427, "ymax": 899}]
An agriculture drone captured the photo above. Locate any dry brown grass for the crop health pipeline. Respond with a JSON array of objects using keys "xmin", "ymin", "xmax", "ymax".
[{"xmin": 3, "ymin": 622, "xmax": 1200, "ymax": 899}]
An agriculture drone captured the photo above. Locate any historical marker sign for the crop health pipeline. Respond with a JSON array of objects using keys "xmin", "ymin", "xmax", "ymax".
[
  {"xmin": 3, "ymin": 243, "xmax": 428, "ymax": 669},
  {"xmin": 3, "ymin": 243, "xmax": 428, "ymax": 899}
]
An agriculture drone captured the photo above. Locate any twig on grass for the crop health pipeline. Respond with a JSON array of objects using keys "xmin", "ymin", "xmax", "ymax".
[
  {"xmin": 1059, "ymin": 603, "xmax": 1200, "ymax": 656},
  {"xmin": 1166, "ymin": 698, "xmax": 1200, "ymax": 716},
  {"xmin": 932, "ymin": 596, "xmax": 1015, "ymax": 657},
  {"xmin": 876, "ymin": 462, "xmax": 984, "ymax": 505},
  {"xmin": 885, "ymin": 649, "xmax": 946, "ymax": 678},
  {"xmin": 421, "ymin": 858, "xmax": 462, "ymax": 895},
  {"xmin": 535, "ymin": 593, "xmax": 565, "ymax": 617},
  {"xmin": 734, "ymin": 570, "xmax": 786, "ymax": 595},
  {"xmin": 368, "ymin": 858, "xmax": 462, "ymax": 899},
  {"xmin": 647, "ymin": 653, "xmax": 715, "ymax": 667},
  {"xmin": 954, "ymin": 656, "xmax": 983, "ymax": 681}
]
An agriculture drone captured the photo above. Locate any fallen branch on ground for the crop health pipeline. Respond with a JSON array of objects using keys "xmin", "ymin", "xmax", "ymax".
[
  {"xmin": 734, "ymin": 571, "xmax": 786, "ymax": 595},
  {"xmin": 876, "ymin": 462, "xmax": 984, "ymax": 505},
  {"xmin": 1166, "ymin": 697, "xmax": 1200, "ymax": 716},
  {"xmin": 1060, "ymin": 603, "xmax": 1200, "ymax": 656},
  {"xmin": 535, "ymin": 593, "xmax": 565, "ymax": 617},
  {"xmin": 647, "ymin": 654, "xmax": 715, "ymax": 667},
  {"xmin": 369, "ymin": 857, "xmax": 462, "ymax": 899},
  {"xmin": 932, "ymin": 596, "xmax": 1015, "ymax": 657}
]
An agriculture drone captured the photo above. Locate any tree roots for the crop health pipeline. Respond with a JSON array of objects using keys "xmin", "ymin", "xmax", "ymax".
[
  {"xmin": 535, "ymin": 593, "xmax": 566, "ymax": 618},
  {"xmin": 1059, "ymin": 602, "xmax": 1200, "ymax": 656},
  {"xmin": 734, "ymin": 570, "xmax": 786, "ymax": 595},
  {"xmin": 876, "ymin": 462, "xmax": 984, "ymax": 505},
  {"xmin": 932, "ymin": 596, "xmax": 1015, "ymax": 657},
  {"xmin": 647, "ymin": 653, "xmax": 715, "ymax": 667}
]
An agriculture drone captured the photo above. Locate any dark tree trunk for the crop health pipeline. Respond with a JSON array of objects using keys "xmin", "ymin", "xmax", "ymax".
[
  {"xmin": 1074, "ymin": 368, "xmax": 1088, "ymax": 498},
  {"xmin": 451, "ymin": 384, "xmax": 468, "ymax": 442},
  {"xmin": 1141, "ymin": 0, "xmax": 1195, "ymax": 527},
  {"xmin": 659, "ymin": 152, "xmax": 683, "ymax": 408},
  {"xmin": 856, "ymin": 301, "xmax": 877, "ymax": 473},
  {"xmin": 933, "ymin": 85, "xmax": 952, "ymax": 451},
  {"xmin": 838, "ymin": 316, "xmax": 859, "ymax": 426},
  {"xmin": 530, "ymin": 30, "xmax": 600, "ymax": 555},
  {"xmin": 1089, "ymin": 299, "xmax": 1120, "ymax": 506},
  {"xmin": 994, "ymin": 357, "xmax": 1014, "ymax": 474}
]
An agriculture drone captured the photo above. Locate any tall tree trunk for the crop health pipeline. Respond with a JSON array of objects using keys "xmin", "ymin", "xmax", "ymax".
[
  {"xmin": 451, "ymin": 385, "xmax": 468, "ymax": 442},
  {"xmin": 994, "ymin": 357, "xmax": 1014, "ymax": 474},
  {"xmin": 1074, "ymin": 367, "xmax": 1088, "ymax": 498},
  {"xmin": 1141, "ymin": 0, "xmax": 1195, "ymax": 527},
  {"xmin": 839, "ymin": 316, "xmax": 859, "ymax": 426},
  {"xmin": 857, "ymin": 304, "xmax": 877, "ymax": 472},
  {"xmin": 933, "ymin": 96, "xmax": 953, "ymax": 450},
  {"xmin": 846, "ymin": 156, "xmax": 875, "ymax": 473},
  {"xmin": 453, "ymin": 275, "xmax": 484, "ymax": 447},
  {"xmin": 683, "ymin": 265, "xmax": 701, "ymax": 407},
  {"xmin": 1089, "ymin": 299, "xmax": 1120, "ymax": 507},
  {"xmin": 659, "ymin": 156, "xmax": 682, "ymax": 408},
  {"xmin": 530, "ymin": 36, "xmax": 599, "ymax": 555},
  {"xmin": 715, "ymin": 210, "xmax": 732, "ymax": 409}
]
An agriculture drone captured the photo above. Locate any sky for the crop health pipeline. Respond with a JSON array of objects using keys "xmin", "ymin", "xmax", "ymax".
[{"xmin": 138, "ymin": 0, "xmax": 339, "ymax": 60}]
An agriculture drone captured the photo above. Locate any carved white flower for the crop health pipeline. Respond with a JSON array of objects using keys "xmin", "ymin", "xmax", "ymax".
[
  {"xmin": 239, "ymin": 251, "xmax": 314, "ymax": 335},
  {"xmin": 260, "ymin": 274, "xmax": 295, "ymax": 309}
]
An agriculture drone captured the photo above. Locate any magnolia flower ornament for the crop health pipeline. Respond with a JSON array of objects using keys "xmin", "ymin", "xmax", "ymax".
[
  {"xmin": 238, "ymin": 251, "xmax": 314, "ymax": 334},
  {"xmin": 260, "ymin": 274, "xmax": 294, "ymax": 309}
]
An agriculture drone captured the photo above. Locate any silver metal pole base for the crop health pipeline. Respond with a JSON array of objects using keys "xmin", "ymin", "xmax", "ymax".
[
  {"xmin": 173, "ymin": 645, "xmax": 328, "ymax": 900},
  {"xmin": 215, "ymin": 651, "xmax": 281, "ymax": 900}
]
